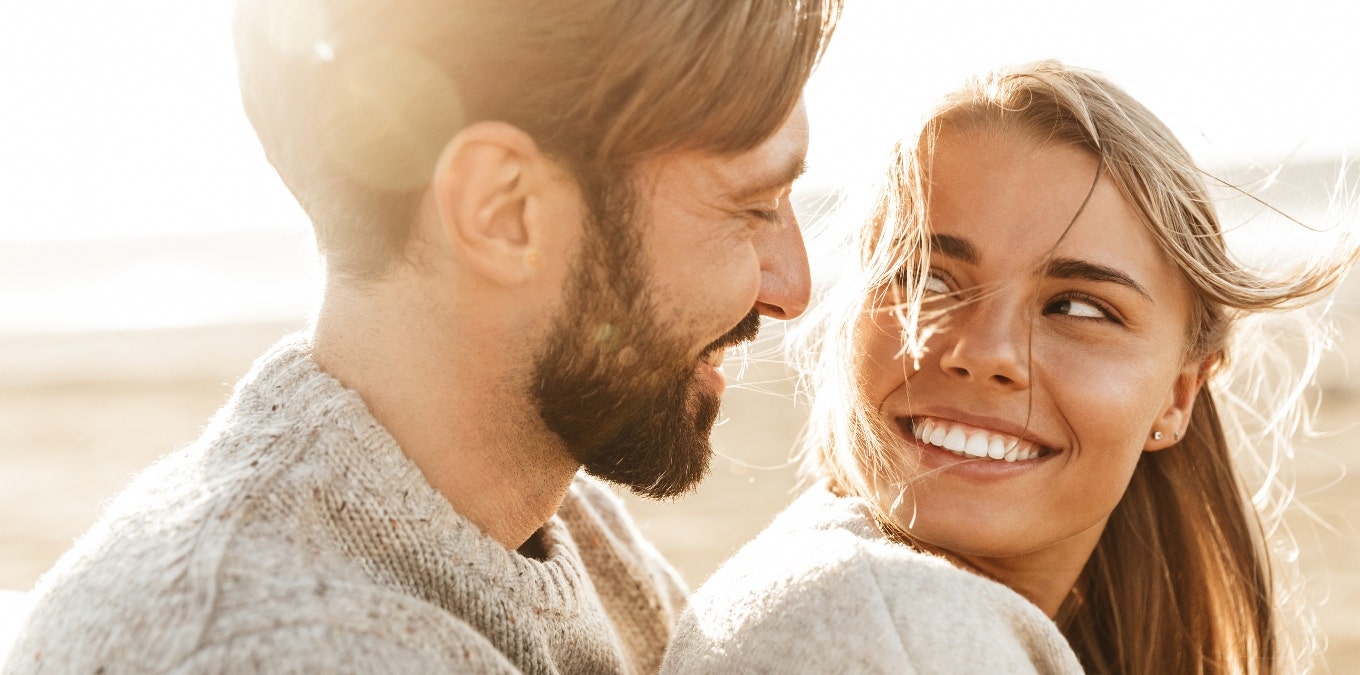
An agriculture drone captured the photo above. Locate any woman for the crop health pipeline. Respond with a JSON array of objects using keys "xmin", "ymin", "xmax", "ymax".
[{"xmin": 662, "ymin": 62, "xmax": 1357, "ymax": 674}]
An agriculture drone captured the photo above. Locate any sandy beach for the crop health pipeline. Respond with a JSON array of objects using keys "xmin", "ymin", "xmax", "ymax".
[{"xmin": 1, "ymin": 306, "xmax": 1357, "ymax": 668}]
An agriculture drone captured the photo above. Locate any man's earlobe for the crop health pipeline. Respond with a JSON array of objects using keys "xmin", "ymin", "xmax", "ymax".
[{"xmin": 431, "ymin": 122, "xmax": 545, "ymax": 285}]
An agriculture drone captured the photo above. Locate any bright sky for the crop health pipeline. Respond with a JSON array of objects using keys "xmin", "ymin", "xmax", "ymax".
[
  {"xmin": 1, "ymin": 0, "xmax": 1357, "ymax": 244},
  {"xmin": 806, "ymin": 1, "xmax": 1360, "ymax": 188}
]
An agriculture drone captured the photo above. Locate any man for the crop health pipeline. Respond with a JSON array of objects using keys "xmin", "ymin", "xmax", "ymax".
[{"xmin": 4, "ymin": 0, "xmax": 839, "ymax": 672}]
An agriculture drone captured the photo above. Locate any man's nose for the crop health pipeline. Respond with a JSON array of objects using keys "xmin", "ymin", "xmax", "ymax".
[{"xmin": 752, "ymin": 200, "xmax": 811, "ymax": 320}]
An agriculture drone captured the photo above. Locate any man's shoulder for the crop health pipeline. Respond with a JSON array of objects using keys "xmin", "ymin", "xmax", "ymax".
[
  {"xmin": 8, "ymin": 414, "xmax": 379, "ymax": 671},
  {"xmin": 8, "ymin": 578, "xmax": 519, "ymax": 674},
  {"xmin": 184, "ymin": 575, "xmax": 521, "ymax": 673},
  {"xmin": 173, "ymin": 621, "xmax": 520, "ymax": 674},
  {"xmin": 557, "ymin": 472, "xmax": 688, "ymax": 671},
  {"xmin": 11, "ymin": 462, "xmax": 491, "ymax": 674}
]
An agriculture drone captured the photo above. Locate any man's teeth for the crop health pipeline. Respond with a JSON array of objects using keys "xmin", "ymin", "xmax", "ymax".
[
  {"xmin": 912, "ymin": 418, "xmax": 1042, "ymax": 462},
  {"xmin": 703, "ymin": 349, "xmax": 725, "ymax": 367}
]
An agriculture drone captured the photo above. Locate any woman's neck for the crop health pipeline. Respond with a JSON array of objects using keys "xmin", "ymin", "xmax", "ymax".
[
  {"xmin": 876, "ymin": 514, "xmax": 1107, "ymax": 620},
  {"xmin": 950, "ymin": 518, "xmax": 1108, "ymax": 618}
]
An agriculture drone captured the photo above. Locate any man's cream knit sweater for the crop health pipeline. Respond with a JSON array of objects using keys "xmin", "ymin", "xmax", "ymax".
[{"xmin": 3, "ymin": 336, "xmax": 686, "ymax": 674}]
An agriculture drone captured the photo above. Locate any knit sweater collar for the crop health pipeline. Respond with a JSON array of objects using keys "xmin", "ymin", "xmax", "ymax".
[{"xmin": 229, "ymin": 333, "xmax": 602, "ymax": 616}]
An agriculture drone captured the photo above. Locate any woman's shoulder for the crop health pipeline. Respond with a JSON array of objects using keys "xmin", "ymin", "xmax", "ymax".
[
  {"xmin": 661, "ymin": 485, "xmax": 1082, "ymax": 674},
  {"xmin": 686, "ymin": 483, "xmax": 1008, "ymax": 612}
]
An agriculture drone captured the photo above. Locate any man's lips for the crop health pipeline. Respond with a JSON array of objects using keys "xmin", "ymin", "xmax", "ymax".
[
  {"xmin": 692, "ymin": 310, "xmax": 760, "ymax": 395},
  {"xmin": 699, "ymin": 309, "xmax": 761, "ymax": 363},
  {"xmin": 702, "ymin": 349, "xmax": 726, "ymax": 368}
]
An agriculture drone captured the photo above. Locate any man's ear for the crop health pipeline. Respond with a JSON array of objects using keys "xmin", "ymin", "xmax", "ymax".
[
  {"xmin": 1145, "ymin": 356, "xmax": 1212, "ymax": 452},
  {"xmin": 429, "ymin": 121, "xmax": 549, "ymax": 285}
]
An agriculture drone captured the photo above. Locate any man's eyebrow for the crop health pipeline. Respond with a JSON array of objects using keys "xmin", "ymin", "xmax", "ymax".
[
  {"xmin": 731, "ymin": 158, "xmax": 808, "ymax": 201},
  {"xmin": 927, "ymin": 233, "xmax": 980, "ymax": 264},
  {"xmin": 1045, "ymin": 257, "xmax": 1152, "ymax": 300}
]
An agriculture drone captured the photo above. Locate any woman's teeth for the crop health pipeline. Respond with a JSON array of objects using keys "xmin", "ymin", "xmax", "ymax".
[{"xmin": 911, "ymin": 418, "xmax": 1043, "ymax": 462}]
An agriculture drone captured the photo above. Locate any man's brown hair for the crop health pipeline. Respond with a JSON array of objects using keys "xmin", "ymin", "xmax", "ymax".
[{"xmin": 234, "ymin": 0, "xmax": 841, "ymax": 278}]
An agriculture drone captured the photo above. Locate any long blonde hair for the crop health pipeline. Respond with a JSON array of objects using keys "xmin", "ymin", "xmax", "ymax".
[{"xmin": 793, "ymin": 61, "xmax": 1358, "ymax": 674}]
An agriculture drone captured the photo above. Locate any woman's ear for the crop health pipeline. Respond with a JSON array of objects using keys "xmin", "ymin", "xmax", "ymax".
[
  {"xmin": 429, "ymin": 121, "xmax": 549, "ymax": 285},
  {"xmin": 1145, "ymin": 356, "xmax": 1212, "ymax": 452}
]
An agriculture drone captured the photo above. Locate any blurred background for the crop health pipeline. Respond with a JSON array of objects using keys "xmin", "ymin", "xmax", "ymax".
[{"xmin": 2, "ymin": 0, "xmax": 1358, "ymax": 668}]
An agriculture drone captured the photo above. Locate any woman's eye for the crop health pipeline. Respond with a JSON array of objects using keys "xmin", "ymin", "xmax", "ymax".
[
  {"xmin": 1047, "ymin": 297, "xmax": 1109, "ymax": 320},
  {"xmin": 924, "ymin": 273, "xmax": 950, "ymax": 294}
]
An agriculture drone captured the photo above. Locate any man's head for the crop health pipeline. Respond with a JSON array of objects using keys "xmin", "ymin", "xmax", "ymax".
[
  {"xmin": 234, "ymin": 0, "xmax": 840, "ymax": 278},
  {"xmin": 234, "ymin": 0, "xmax": 839, "ymax": 498}
]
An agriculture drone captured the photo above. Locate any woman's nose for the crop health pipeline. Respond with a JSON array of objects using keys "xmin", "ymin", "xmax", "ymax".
[{"xmin": 935, "ymin": 299, "xmax": 1030, "ymax": 389}]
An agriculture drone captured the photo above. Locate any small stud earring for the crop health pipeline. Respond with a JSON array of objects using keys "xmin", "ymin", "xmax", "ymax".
[
  {"xmin": 1174, "ymin": 431, "xmax": 1182, "ymax": 441},
  {"xmin": 1152, "ymin": 431, "xmax": 1163, "ymax": 441}
]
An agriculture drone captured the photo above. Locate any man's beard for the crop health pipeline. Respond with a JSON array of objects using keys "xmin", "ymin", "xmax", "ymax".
[{"xmin": 530, "ymin": 192, "xmax": 760, "ymax": 500}]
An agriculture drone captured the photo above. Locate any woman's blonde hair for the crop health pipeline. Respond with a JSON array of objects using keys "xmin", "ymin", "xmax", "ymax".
[{"xmin": 794, "ymin": 60, "xmax": 1358, "ymax": 674}]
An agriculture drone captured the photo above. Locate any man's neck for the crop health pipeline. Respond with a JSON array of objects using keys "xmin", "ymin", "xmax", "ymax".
[{"xmin": 309, "ymin": 274, "xmax": 580, "ymax": 551}]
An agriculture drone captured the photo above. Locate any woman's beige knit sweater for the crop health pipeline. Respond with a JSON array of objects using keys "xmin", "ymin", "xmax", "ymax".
[
  {"xmin": 3, "ymin": 336, "xmax": 686, "ymax": 674},
  {"xmin": 661, "ymin": 485, "xmax": 1083, "ymax": 674}
]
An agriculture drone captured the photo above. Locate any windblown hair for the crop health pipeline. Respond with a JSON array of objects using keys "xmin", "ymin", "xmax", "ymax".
[
  {"xmin": 794, "ymin": 61, "xmax": 1358, "ymax": 674},
  {"xmin": 234, "ymin": 0, "xmax": 841, "ymax": 279}
]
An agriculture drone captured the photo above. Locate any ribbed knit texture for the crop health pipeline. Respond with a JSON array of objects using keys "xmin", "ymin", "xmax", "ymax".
[
  {"xmin": 661, "ymin": 485, "xmax": 1084, "ymax": 674},
  {"xmin": 3, "ymin": 335, "xmax": 686, "ymax": 674}
]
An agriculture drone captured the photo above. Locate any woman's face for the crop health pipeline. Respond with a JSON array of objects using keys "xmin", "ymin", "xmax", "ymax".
[{"xmin": 862, "ymin": 127, "xmax": 1204, "ymax": 575}]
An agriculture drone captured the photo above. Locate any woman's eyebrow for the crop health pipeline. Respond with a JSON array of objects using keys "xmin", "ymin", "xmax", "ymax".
[
  {"xmin": 1045, "ymin": 258, "xmax": 1152, "ymax": 300},
  {"xmin": 927, "ymin": 234, "xmax": 979, "ymax": 263},
  {"xmin": 926, "ymin": 234, "xmax": 1151, "ymax": 299}
]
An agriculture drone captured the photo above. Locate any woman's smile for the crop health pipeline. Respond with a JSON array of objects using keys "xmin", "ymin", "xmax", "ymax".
[
  {"xmin": 890, "ymin": 410, "xmax": 1066, "ymax": 482},
  {"xmin": 904, "ymin": 416, "xmax": 1047, "ymax": 462}
]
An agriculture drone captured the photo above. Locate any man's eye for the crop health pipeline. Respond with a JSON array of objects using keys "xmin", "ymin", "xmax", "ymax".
[{"xmin": 748, "ymin": 209, "xmax": 782, "ymax": 224}]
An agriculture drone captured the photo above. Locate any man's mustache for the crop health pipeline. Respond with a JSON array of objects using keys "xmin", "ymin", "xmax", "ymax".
[{"xmin": 701, "ymin": 309, "xmax": 761, "ymax": 356}]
